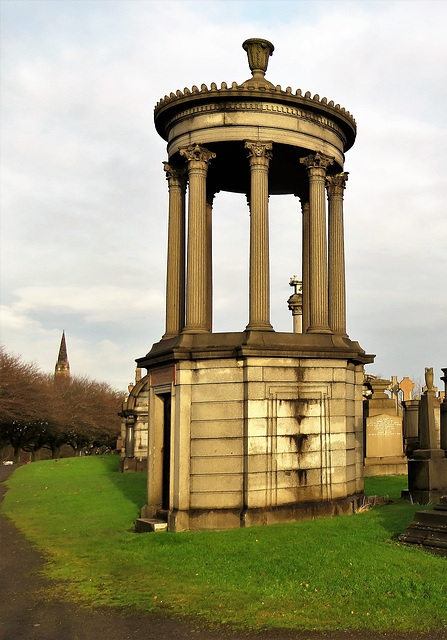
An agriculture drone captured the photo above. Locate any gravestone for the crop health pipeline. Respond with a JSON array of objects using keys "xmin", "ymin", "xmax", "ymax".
[
  {"xmin": 400, "ymin": 376, "xmax": 419, "ymax": 455},
  {"xmin": 407, "ymin": 367, "xmax": 447, "ymax": 504},
  {"xmin": 441, "ymin": 369, "xmax": 447, "ymax": 451},
  {"xmin": 403, "ymin": 399, "xmax": 420, "ymax": 456},
  {"xmin": 364, "ymin": 377, "xmax": 407, "ymax": 477},
  {"xmin": 399, "ymin": 376, "xmax": 415, "ymax": 401}
]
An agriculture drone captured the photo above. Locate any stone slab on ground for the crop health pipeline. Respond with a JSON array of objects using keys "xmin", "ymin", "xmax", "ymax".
[
  {"xmin": 135, "ymin": 517, "xmax": 168, "ymax": 532},
  {"xmin": 399, "ymin": 496, "xmax": 447, "ymax": 556}
]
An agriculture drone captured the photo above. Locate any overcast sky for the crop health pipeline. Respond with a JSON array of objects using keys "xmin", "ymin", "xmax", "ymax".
[{"xmin": 1, "ymin": 0, "xmax": 446, "ymax": 391}]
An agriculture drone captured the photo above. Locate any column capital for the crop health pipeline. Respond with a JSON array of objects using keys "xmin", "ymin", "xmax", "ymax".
[
  {"xmin": 163, "ymin": 162, "xmax": 187, "ymax": 190},
  {"xmin": 179, "ymin": 144, "xmax": 216, "ymax": 166},
  {"xmin": 163, "ymin": 161, "xmax": 187, "ymax": 181},
  {"xmin": 287, "ymin": 292, "xmax": 302, "ymax": 315},
  {"xmin": 300, "ymin": 151, "xmax": 334, "ymax": 175},
  {"xmin": 326, "ymin": 172, "xmax": 349, "ymax": 198},
  {"xmin": 299, "ymin": 198, "xmax": 310, "ymax": 212},
  {"xmin": 245, "ymin": 141, "xmax": 273, "ymax": 167}
]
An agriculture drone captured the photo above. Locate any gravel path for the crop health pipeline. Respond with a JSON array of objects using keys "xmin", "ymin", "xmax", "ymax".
[{"xmin": 1, "ymin": 464, "xmax": 445, "ymax": 640}]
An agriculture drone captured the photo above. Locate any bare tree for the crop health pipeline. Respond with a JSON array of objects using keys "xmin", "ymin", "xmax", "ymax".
[
  {"xmin": 0, "ymin": 347, "xmax": 51, "ymax": 461},
  {"xmin": 1, "ymin": 346, "xmax": 124, "ymax": 461}
]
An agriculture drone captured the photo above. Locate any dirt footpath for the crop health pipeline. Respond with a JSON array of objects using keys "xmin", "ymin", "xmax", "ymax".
[{"xmin": 1, "ymin": 464, "xmax": 445, "ymax": 640}]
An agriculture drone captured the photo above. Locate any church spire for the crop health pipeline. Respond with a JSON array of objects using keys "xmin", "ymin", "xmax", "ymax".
[{"xmin": 54, "ymin": 331, "xmax": 70, "ymax": 379}]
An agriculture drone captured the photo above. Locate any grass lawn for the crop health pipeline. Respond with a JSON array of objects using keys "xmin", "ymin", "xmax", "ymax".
[{"xmin": 2, "ymin": 457, "xmax": 446, "ymax": 632}]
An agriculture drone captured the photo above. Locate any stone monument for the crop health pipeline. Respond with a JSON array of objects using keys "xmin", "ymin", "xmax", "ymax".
[
  {"xmin": 119, "ymin": 368, "xmax": 149, "ymax": 472},
  {"xmin": 407, "ymin": 367, "xmax": 447, "ymax": 504},
  {"xmin": 287, "ymin": 276, "xmax": 303, "ymax": 333},
  {"xmin": 363, "ymin": 377, "xmax": 407, "ymax": 476},
  {"xmin": 441, "ymin": 368, "xmax": 447, "ymax": 451},
  {"xmin": 136, "ymin": 39, "xmax": 374, "ymax": 531},
  {"xmin": 399, "ymin": 368, "xmax": 447, "ymax": 554},
  {"xmin": 400, "ymin": 376, "xmax": 419, "ymax": 455}
]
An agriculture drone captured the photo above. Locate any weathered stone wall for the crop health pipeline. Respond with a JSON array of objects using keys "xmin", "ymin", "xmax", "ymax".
[{"xmin": 167, "ymin": 356, "xmax": 364, "ymax": 529}]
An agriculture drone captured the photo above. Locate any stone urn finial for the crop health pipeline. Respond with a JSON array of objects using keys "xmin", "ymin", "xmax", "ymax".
[
  {"xmin": 425, "ymin": 367, "xmax": 434, "ymax": 390},
  {"xmin": 242, "ymin": 38, "xmax": 274, "ymax": 82}
]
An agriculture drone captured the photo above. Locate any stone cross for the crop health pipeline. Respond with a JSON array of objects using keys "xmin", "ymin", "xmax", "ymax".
[
  {"xmin": 390, "ymin": 376, "xmax": 399, "ymax": 399},
  {"xmin": 289, "ymin": 275, "xmax": 302, "ymax": 295},
  {"xmin": 389, "ymin": 376, "xmax": 400, "ymax": 413},
  {"xmin": 288, "ymin": 276, "xmax": 303, "ymax": 333},
  {"xmin": 399, "ymin": 376, "xmax": 415, "ymax": 402}
]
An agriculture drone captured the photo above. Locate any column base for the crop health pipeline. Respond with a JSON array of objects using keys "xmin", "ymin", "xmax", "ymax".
[
  {"xmin": 306, "ymin": 326, "xmax": 332, "ymax": 334},
  {"xmin": 245, "ymin": 322, "xmax": 274, "ymax": 331},
  {"xmin": 182, "ymin": 327, "xmax": 211, "ymax": 334}
]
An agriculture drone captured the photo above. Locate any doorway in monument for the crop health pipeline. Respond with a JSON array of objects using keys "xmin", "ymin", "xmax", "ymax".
[
  {"xmin": 147, "ymin": 385, "xmax": 173, "ymax": 517},
  {"xmin": 161, "ymin": 392, "xmax": 171, "ymax": 511}
]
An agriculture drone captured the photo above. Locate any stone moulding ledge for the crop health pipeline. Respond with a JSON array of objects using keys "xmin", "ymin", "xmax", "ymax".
[
  {"xmin": 154, "ymin": 84, "xmax": 356, "ymax": 139},
  {"xmin": 135, "ymin": 331, "xmax": 375, "ymax": 369},
  {"xmin": 155, "ymin": 83, "xmax": 354, "ymax": 122},
  {"xmin": 163, "ymin": 101, "xmax": 349, "ymax": 148}
]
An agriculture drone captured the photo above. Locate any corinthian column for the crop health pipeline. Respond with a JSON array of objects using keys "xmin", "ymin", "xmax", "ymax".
[
  {"xmin": 326, "ymin": 172, "xmax": 348, "ymax": 335},
  {"xmin": 179, "ymin": 144, "xmax": 216, "ymax": 333},
  {"xmin": 162, "ymin": 162, "xmax": 186, "ymax": 338},
  {"xmin": 206, "ymin": 193, "xmax": 215, "ymax": 333},
  {"xmin": 300, "ymin": 152, "xmax": 334, "ymax": 333},
  {"xmin": 245, "ymin": 141, "xmax": 274, "ymax": 331},
  {"xmin": 300, "ymin": 198, "xmax": 310, "ymax": 332}
]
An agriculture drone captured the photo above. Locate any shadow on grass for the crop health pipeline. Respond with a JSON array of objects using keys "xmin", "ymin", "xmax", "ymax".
[
  {"xmin": 362, "ymin": 478, "xmax": 434, "ymax": 545},
  {"xmin": 104, "ymin": 464, "xmax": 420, "ymax": 540},
  {"xmin": 370, "ymin": 500, "xmax": 430, "ymax": 542},
  {"xmin": 102, "ymin": 456, "xmax": 147, "ymax": 519}
]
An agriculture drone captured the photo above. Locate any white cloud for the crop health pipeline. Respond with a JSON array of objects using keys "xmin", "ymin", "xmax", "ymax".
[
  {"xmin": 1, "ymin": 0, "xmax": 446, "ymax": 389},
  {"xmin": 5, "ymin": 286, "xmax": 164, "ymax": 322}
]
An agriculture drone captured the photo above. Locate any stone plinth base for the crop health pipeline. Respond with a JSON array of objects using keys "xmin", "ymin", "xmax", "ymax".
[
  {"xmin": 119, "ymin": 457, "xmax": 147, "ymax": 473},
  {"xmin": 153, "ymin": 494, "xmax": 364, "ymax": 531},
  {"xmin": 398, "ymin": 497, "xmax": 447, "ymax": 556},
  {"xmin": 412, "ymin": 449, "xmax": 445, "ymax": 460},
  {"xmin": 364, "ymin": 456, "xmax": 407, "ymax": 477},
  {"xmin": 407, "ymin": 457, "xmax": 447, "ymax": 504}
]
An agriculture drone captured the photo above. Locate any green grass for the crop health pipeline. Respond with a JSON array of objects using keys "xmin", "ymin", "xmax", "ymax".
[
  {"xmin": 2, "ymin": 458, "xmax": 446, "ymax": 632},
  {"xmin": 364, "ymin": 475, "xmax": 408, "ymax": 500}
]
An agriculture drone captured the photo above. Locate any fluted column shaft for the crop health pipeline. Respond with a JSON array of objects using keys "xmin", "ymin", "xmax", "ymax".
[
  {"xmin": 163, "ymin": 163, "xmax": 186, "ymax": 338},
  {"xmin": 300, "ymin": 152, "xmax": 333, "ymax": 333},
  {"xmin": 206, "ymin": 194, "xmax": 214, "ymax": 332},
  {"xmin": 327, "ymin": 173, "xmax": 348, "ymax": 335},
  {"xmin": 180, "ymin": 144, "xmax": 215, "ymax": 333},
  {"xmin": 245, "ymin": 141, "xmax": 273, "ymax": 331},
  {"xmin": 300, "ymin": 199, "xmax": 310, "ymax": 333}
]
